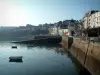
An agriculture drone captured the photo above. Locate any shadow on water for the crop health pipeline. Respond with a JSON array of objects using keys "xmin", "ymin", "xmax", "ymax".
[{"xmin": 64, "ymin": 49, "xmax": 91, "ymax": 75}]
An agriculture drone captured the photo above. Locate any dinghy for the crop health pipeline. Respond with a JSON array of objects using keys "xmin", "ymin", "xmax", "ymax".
[
  {"xmin": 12, "ymin": 46, "xmax": 17, "ymax": 48},
  {"xmin": 9, "ymin": 56, "xmax": 23, "ymax": 60}
]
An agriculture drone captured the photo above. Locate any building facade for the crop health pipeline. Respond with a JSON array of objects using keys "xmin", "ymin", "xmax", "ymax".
[
  {"xmin": 48, "ymin": 26, "xmax": 58, "ymax": 35},
  {"xmin": 58, "ymin": 25, "xmax": 68, "ymax": 36},
  {"xmin": 82, "ymin": 10, "xmax": 100, "ymax": 29}
]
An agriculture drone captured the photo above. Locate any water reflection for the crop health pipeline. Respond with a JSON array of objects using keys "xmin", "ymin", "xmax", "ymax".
[
  {"xmin": 26, "ymin": 43, "xmax": 91, "ymax": 75},
  {"xmin": 63, "ymin": 49, "xmax": 91, "ymax": 75},
  {"xmin": 26, "ymin": 44, "xmax": 69, "ymax": 56},
  {"xmin": 26, "ymin": 43, "xmax": 61, "ymax": 48},
  {"xmin": 26, "ymin": 44, "xmax": 71, "ymax": 56},
  {"xmin": 9, "ymin": 59, "xmax": 23, "ymax": 63}
]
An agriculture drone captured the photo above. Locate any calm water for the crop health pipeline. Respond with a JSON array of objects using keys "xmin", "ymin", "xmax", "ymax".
[{"xmin": 0, "ymin": 42, "xmax": 80, "ymax": 75}]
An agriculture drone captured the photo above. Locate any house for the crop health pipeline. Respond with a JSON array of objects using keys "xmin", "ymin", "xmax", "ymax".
[
  {"xmin": 82, "ymin": 10, "xmax": 100, "ymax": 29},
  {"xmin": 58, "ymin": 24, "xmax": 68, "ymax": 36},
  {"xmin": 48, "ymin": 26, "xmax": 58, "ymax": 35}
]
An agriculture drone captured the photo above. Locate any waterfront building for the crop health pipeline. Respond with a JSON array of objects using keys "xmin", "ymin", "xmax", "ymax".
[
  {"xmin": 58, "ymin": 20, "xmax": 77, "ymax": 36},
  {"xmin": 82, "ymin": 10, "xmax": 100, "ymax": 29},
  {"xmin": 58, "ymin": 24, "xmax": 68, "ymax": 36},
  {"xmin": 67, "ymin": 19, "xmax": 80, "ymax": 36},
  {"xmin": 48, "ymin": 26, "xmax": 58, "ymax": 35},
  {"xmin": 48, "ymin": 19, "xmax": 79, "ymax": 36}
]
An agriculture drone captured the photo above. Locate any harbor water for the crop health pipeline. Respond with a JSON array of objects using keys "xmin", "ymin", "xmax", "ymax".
[{"xmin": 0, "ymin": 41, "xmax": 89, "ymax": 75}]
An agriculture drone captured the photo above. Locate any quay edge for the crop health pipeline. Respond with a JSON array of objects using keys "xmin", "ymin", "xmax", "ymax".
[
  {"xmin": 61, "ymin": 36, "xmax": 100, "ymax": 75},
  {"xmin": 12, "ymin": 35, "xmax": 62, "ymax": 44}
]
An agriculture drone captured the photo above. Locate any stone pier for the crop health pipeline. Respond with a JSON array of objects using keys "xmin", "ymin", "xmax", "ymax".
[{"xmin": 61, "ymin": 36, "xmax": 100, "ymax": 75}]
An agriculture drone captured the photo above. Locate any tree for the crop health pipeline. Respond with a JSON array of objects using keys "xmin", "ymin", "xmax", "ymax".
[
  {"xmin": 26, "ymin": 24, "xmax": 33, "ymax": 28},
  {"xmin": 57, "ymin": 21, "xmax": 62, "ymax": 27}
]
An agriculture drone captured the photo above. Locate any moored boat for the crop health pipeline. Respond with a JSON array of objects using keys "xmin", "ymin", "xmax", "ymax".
[
  {"xmin": 9, "ymin": 56, "xmax": 23, "ymax": 60},
  {"xmin": 12, "ymin": 46, "xmax": 17, "ymax": 48}
]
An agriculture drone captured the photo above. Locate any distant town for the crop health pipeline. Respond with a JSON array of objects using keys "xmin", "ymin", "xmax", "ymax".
[{"xmin": 0, "ymin": 10, "xmax": 100, "ymax": 41}]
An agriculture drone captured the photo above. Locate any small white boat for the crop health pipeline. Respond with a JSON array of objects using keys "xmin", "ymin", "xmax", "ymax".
[{"xmin": 9, "ymin": 56, "xmax": 23, "ymax": 60}]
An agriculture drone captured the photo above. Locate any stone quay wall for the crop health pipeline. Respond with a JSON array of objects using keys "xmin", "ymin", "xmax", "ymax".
[{"xmin": 61, "ymin": 36, "xmax": 100, "ymax": 75}]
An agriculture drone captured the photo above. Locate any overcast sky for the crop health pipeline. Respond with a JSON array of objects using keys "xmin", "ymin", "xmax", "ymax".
[{"xmin": 0, "ymin": 0, "xmax": 100, "ymax": 26}]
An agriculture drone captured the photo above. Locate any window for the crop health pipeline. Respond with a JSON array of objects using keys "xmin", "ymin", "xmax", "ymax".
[{"xmin": 96, "ymin": 17, "xmax": 97, "ymax": 21}]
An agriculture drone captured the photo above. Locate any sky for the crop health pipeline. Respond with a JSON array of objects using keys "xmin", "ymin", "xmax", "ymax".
[{"xmin": 0, "ymin": 0, "xmax": 100, "ymax": 26}]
